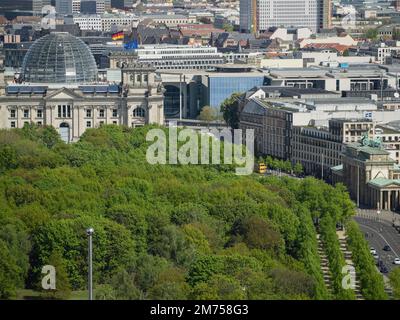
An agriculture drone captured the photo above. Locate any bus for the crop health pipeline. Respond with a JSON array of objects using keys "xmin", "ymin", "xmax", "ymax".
[{"xmin": 256, "ymin": 162, "xmax": 267, "ymax": 174}]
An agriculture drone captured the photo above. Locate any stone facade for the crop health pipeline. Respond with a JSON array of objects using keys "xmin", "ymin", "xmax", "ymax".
[{"xmin": 0, "ymin": 64, "xmax": 164, "ymax": 142}]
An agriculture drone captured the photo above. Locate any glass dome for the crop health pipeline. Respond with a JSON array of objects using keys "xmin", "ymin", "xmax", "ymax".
[{"xmin": 21, "ymin": 32, "xmax": 98, "ymax": 84}]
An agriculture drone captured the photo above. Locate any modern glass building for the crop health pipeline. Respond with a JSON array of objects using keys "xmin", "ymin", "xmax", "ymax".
[
  {"xmin": 21, "ymin": 32, "xmax": 98, "ymax": 84},
  {"xmin": 206, "ymin": 75, "xmax": 266, "ymax": 109}
]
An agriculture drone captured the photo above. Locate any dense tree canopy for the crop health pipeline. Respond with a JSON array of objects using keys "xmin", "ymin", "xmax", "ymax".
[{"xmin": 0, "ymin": 124, "xmax": 384, "ymax": 300}]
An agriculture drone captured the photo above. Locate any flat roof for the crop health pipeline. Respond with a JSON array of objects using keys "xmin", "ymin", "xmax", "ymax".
[
  {"xmin": 368, "ymin": 178, "xmax": 400, "ymax": 188},
  {"xmin": 347, "ymin": 143, "xmax": 389, "ymax": 155}
]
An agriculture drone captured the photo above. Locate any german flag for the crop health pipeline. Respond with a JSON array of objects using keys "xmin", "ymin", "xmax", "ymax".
[{"xmin": 111, "ymin": 31, "xmax": 124, "ymax": 41}]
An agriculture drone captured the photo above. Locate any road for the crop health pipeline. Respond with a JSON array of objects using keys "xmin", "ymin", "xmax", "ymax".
[{"xmin": 354, "ymin": 216, "xmax": 400, "ymax": 273}]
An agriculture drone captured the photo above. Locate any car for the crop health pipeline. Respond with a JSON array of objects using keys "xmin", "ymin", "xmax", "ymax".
[
  {"xmin": 377, "ymin": 260, "xmax": 384, "ymax": 267},
  {"xmin": 373, "ymin": 253, "xmax": 379, "ymax": 260},
  {"xmin": 383, "ymin": 245, "xmax": 391, "ymax": 252},
  {"xmin": 370, "ymin": 247, "xmax": 377, "ymax": 255},
  {"xmin": 394, "ymin": 258, "xmax": 400, "ymax": 265},
  {"xmin": 380, "ymin": 266, "xmax": 389, "ymax": 274}
]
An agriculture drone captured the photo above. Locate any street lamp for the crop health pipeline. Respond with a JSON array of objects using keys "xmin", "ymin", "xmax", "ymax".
[{"xmin": 86, "ymin": 227, "xmax": 94, "ymax": 301}]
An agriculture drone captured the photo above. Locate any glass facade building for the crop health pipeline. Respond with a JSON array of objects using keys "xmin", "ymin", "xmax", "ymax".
[
  {"xmin": 21, "ymin": 32, "xmax": 98, "ymax": 84},
  {"xmin": 208, "ymin": 76, "xmax": 265, "ymax": 109}
]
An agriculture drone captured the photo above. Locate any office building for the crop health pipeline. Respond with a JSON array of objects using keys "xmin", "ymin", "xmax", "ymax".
[
  {"xmin": 80, "ymin": 1, "xmax": 97, "ymax": 14},
  {"xmin": 73, "ymin": 13, "xmax": 139, "ymax": 31},
  {"xmin": 239, "ymin": 0, "xmax": 331, "ymax": 33},
  {"xmin": 111, "ymin": 0, "xmax": 133, "ymax": 9},
  {"xmin": 109, "ymin": 45, "xmax": 224, "ymax": 71}
]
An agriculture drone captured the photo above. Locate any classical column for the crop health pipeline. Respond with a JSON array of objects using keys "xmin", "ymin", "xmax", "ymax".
[
  {"xmin": 385, "ymin": 190, "xmax": 389, "ymax": 210},
  {"xmin": 380, "ymin": 190, "xmax": 383, "ymax": 211}
]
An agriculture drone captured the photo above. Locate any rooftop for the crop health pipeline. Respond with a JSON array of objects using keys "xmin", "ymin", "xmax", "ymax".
[{"xmin": 368, "ymin": 178, "xmax": 400, "ymax": 188}]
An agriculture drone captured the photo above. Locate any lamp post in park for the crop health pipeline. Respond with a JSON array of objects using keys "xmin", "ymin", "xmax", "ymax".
[{"xmin": 86, "ymin": 227, "xmax": 94, "ymax": 300}]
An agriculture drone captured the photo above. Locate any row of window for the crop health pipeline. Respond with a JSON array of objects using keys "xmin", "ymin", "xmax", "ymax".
[
  {"xmin": 10, "ymin": 120, "xmax": 146, "ymax": 129},
  {"xmin": 9, "ymin": 109, "xmax": 43, "ymax": 119},
  {"xmin": 10, "ymin": 121, "xmax": 41, "ymax": 128},
  {"xmin": 10, "ymin": 106, "xmax": 146, "ymax": 119}
]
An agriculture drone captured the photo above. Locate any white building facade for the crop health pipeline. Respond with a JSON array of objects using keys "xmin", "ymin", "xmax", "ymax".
[{"xmin": 240, "ymin": 0, "xmax": 331, "ymax": 33}]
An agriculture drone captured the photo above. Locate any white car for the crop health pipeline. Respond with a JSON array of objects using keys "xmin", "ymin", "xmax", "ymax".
[
  {"xmin": 394, "ymin": 258, "xmax": 400, "ymax": 265},
  {"xmin": 370, "ymin": 247, "xmax": 377, "ymax": 255},
  {"xmin": 373, "ymin": 253, "xmax": 379, "ymax": 260}
]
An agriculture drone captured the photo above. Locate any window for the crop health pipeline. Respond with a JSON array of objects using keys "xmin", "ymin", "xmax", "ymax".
[
  {"xmin": 112, "ymin": 109, "xmax": 118, "ymax": 117},
  {"xmin": 37, "ymin": 109, "xmax": 43, "ymax": 118},
  {"xmin": 37, "ymin": 121, "xmax": 42, "ymax": 126},
  {"xmin": 86, "ymin": 109, "xmax": 92, "ymax": 118},
  {"xmin": 58, "ymin": 105, "xmax": 71, "ymax": 118},
  {"xmin": 99, "ymin": 109, "xmax": 105, "ymax": 118},
  {"xmin": 137, "ymin": 74, "xmax": 141, "ymax": 82},
  {"xmin": 10, "ymin": 121, "xmax": 16, "ymax": 128},
  {"xmin": 9, "ymin": 109, "xmax": 16, "ymax": 118},
  {"xmin": 86, "ymin": 121, "xmax": 91, "ymax": 128},
  {"xmin": 133, "ymin": 107, "xmax": 145, "ymax": 118},
  {"xmin": 23, "ymin": 109, "xmax": 29, "ymax": 118},
  {"xmin": 113, "ymin": 120, "xmax": 117, "ymax": 124}
]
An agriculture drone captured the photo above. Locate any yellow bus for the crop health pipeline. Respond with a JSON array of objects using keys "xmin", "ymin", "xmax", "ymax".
[{"xmin": 256, "ymin": 163, "xmax": 267, "ymax": 174}]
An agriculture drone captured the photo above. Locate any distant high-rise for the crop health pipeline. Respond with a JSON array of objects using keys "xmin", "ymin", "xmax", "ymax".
[
  {"xmin": 111, "ymin": 0, "xmax": 133, "ymax": 9},
  {"xmin": 32, "ymin": 0, "xmax": 52, "ymax": 14},
  {"xmin": 56, "ymin": 0, "xmax": 73, "ymax": 14},
  {"xmin": 240, "ymin": 0, "xmax": 332, "ymax": 34},
  {"xmin": 80, "ymin": 0, "xmax": 97, "ymax": 13}
]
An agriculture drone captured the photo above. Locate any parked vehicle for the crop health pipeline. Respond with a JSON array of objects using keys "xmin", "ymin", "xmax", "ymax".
[
  {"xmin": 394, "ymin": 258, "xmax": 400, "ymax": 265},
  {"xmin": 383, "ymin": 245, "xmax": 391, "ymax": 252}
]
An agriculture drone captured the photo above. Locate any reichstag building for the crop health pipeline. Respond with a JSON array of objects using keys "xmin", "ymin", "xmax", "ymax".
[{"xmin": 0, "ymin": 32, "xmax": 165, "ymax": 142}]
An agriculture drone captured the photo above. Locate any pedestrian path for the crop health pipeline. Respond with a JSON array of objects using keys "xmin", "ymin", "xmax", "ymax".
[
  {"xmin": 316, "ymin": 234, "xmax": 333, "ymax": 296},
  {"xmin": 337, "ymin": 230, "xmax": 363, "ymax": 300}
]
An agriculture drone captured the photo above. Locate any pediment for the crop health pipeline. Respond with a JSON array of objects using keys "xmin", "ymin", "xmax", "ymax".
[{"xmin": 45, "ymin": 88, "xmax": 82, "ymax": 101}]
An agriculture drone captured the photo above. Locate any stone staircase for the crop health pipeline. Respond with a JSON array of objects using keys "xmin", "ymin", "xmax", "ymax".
[
  {"xmin": 316, "ymin": 234, "xmax": 333, "ymax": 295},
  {"xmin": 337, "ymin": 230, "xmax": 364, "ymax": 300},
  {"xmin": 383, "ymin": 275, "xmax": 394, "ymax": 299}
]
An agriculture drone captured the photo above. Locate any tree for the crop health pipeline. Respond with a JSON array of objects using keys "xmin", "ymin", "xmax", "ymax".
[
  {"xmin": 40, "ymin": 250, "xmax": 71, "ymax": 300},
  {"xmin": 198, "ymin": 106, "xmax": 217, "ymax": 127},
  {"xmin": 220, "ymin": 93, "xmax": 242, "ymax": 129},
  {"xmin": 95, "ymin": 284, "xmax": 116, "ymax": 300},
  {"xmin": 393, "ymin": 28, "xmax": 400, "ymax": 41},
  {"xmin": 230, "ymin": 215, "xmax": 281, "ymax": 252},
  {"xmin": 365, "ymin": 28, "xmax": 378, "ymax": 40},
  {"xmin": 191, "ymin": 274, "xmax": 246, "ymax": 300},
  {"xmin": 222, "ymin": 22, "xmax": 234, "ymax": 32},
  {"xmin": 389, "ymin": 268, "xmax": 400, "ymax": 300},
  {"xmin": 0, "ymin": 240, "xmax": 21, "ymax": 299},
  {"xmin": 293, "ymin": 162, "xmax": 304, "ymax": 175},
  {"xmin": 109, "ymin": 269, "xmax": 141, "ymax": 300},
  {"xmin": 148, "ymin": 267, "xmax": 190, "ymax": 300}
]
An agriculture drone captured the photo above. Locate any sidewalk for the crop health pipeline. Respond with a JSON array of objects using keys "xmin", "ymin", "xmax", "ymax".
[{"xmin": 356, "ymin": 209, "xmax": 400, "ymax": 225}]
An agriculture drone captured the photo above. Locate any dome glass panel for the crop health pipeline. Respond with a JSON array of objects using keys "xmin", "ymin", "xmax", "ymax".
[{"xmin": 21, "ymin": 32, "xmax": 98, "ymax": 84}]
